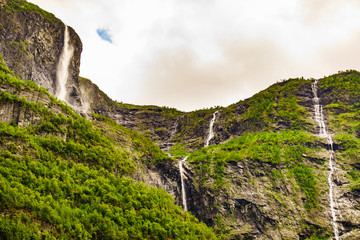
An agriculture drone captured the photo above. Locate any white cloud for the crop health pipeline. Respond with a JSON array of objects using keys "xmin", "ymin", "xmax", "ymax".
[{"xmin": 29, "ymin": 0, "xmax": 360, "ymax": 111}]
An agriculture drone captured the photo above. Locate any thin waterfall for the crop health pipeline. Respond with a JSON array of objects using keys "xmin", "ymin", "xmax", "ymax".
[
  {"xmin": 179, "ymin": 156, "xmax": 188, "ymax": 211},
  {"xmin": 311, "ymin": 80, "xmax": 339, "ymax": 240},
  {"xmin": 170, "ymin": 119, "xmax": 178, "ymax": 140},
  {"xmin": 56, "ymin": 25, "xmax": 74, "ymax": 101},
  {"xmin": 204, "ymin": 111, "xmax": 218, "ymax": 147}
]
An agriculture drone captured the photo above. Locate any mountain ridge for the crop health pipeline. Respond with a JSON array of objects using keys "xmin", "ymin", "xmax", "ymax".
[{"xmin": 0, "ymin": 0, "xmax": 360, "ymax": 239}]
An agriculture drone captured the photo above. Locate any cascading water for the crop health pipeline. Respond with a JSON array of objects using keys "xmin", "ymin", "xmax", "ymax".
[
  {"xmin": 204, "ymin": 111, "xmax": 218, "ymax": 147},
  {"xmin": 311, "ymin": 80, "xmax": 339, "ymax": 240},
  {"xmin": 178, "ymin": 111, "xmax": 218, "ymax": 211},
  {"xmin": 56, "ymin": 25, "xmax": 74, "ymax": 101},
  {"xmin": 170, "ymin": 120, "xmax": 178, "ymax": 140},
  {"xmin": 179, "ymin": 156, "xmax": 188, "ymax": 211}
]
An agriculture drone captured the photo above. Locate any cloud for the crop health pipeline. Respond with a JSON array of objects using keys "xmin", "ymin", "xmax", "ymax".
[
  {"xmin": 302, "ymin": 0, "xmax": 360, "ymax": 23},
  {"xmin": 315, "ymin": 31, "xmax": 360, "ymax": 73},
  {"xmin": 96, "ymin": 28, "xmax": 113, "ymax": 43},
  {"xmin": 139, "ymin": 38, "xmax": 294, "ymax": 111},
  {"xmin": 28, "ymin": 0, "xmax": 360, "ymax": 111}
]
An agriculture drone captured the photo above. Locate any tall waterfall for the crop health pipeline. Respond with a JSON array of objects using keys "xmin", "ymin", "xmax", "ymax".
[
  {"xmin": 56, "ymin": 25, "xmax": 74, "ymax": 101},
  {"xmin": 204, "ymin": 111, "xmax": 218, "ymax": 147},
  {"xmin": 179, "ymin": 156, "xmax": 188, "ymax": 211},
  {"xmin": 311, "ymin": 80, "xmax": 339, "ymax": 240}
]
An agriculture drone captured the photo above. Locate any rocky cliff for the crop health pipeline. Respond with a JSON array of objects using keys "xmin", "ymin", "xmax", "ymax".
[
  {"xmin": 0, "ymin": 0, "xmax": 83, "ymax": 108},
  {"xmin": 81, "ymin": 65, "xmax": 360, "ymax": 239},
  {"xmin": 182, "ymin": 73, "xmax": 360, "ymax": 239},
  {"xmin": 0, "ymin": 1, "xmax": 360, "ymax": 239},
  {"xmin": 0, "ymin": 55, "xmax": 218, "ymax": 239}
]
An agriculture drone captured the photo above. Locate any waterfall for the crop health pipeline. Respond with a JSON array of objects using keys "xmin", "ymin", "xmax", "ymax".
[
  {"xmin": 204, "ymin": 111, "xmax": 218, "ymax": 147},
  {"xmin": 311, "ymin": 80, "xmax": 339, "ymax": 240},
  {"xmin": 170, "ymin": 119, "xmax": 178, "ymax": 140},
  {"xmin": 179, "ymin": 156, "xmax": 188, "ymax": 211},
  {"xmin": 56, "ymin": 25, "xmax": 74, "ymax": 101}
]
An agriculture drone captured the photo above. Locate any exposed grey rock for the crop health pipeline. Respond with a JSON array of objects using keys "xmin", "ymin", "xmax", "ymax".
[{"xmin": 0, "ymin": 2, "xmax": 83, "ymax": 109}]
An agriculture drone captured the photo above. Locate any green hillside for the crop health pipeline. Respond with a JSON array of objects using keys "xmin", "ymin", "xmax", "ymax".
[
  {"xmin": 0, "ymin": 54, "xmax": 217, "ymax": 239},
  {"xmin": 0, "ymin": 0, "xmax": 360, "ymax": 239}
]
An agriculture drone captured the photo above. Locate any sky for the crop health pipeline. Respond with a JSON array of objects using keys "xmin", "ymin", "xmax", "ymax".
[{"xmin": 29, "ymin": 0, "xmax": 360, "ymax": 112}]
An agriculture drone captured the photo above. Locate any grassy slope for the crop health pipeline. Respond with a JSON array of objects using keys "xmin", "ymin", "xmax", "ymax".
[
  {"xmin": 188, "ymin": 130, "xmax": 332, "ymax": 238},
  {"xmin": 320, "ymin": 70, "xmax": 360, "ymax": 193},
  {"xmin": 169, "ymin": 77, "xmax": 312, "ymax": 156},
  {"xmin": 184, "ymin": 71, "xmax": 360, "ymax": 238},
  {"xmin": 2, "ymin": 0, "xmax": 60, "ymax": 22},
  {"xmin": 0, "ymin": 53, "xmax": 217, "ymax": 239},
  {"xmin": 188, "ymin": 71, "xmax": 360, "ymax": 239},
  {"xmin": 1, "ymin": 1, "xmax": 360, "ymax": 238}
]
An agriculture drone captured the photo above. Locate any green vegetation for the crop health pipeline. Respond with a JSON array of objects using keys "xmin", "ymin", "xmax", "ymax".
[
  {"xmin": 2, "ymin": 3, "xmax": 360, "ymax": 234},
  {"xmin": 114, "ymin": 101, "xmax": 183, "ymax": 118},
  {"xmin": 320, "ymin": 70, "xmax": 360, "ymax": 142},
  {"xmin": 327, "ymin": 103, "xmax": 360, "ymax": 137},
  {"xmin": 187, "ymin": 129, "xmax": 328, "ymax": 238},
  {"xmin": 172, "ymin": 108, "xmax": 221, "ymax": 150},
  {"xmin": 301, "ymin": 223, "xmax": 331, "ymax": 240},
  {"xmin": 291, "ymin": 164, "xmax": 317, "ymax": 210},
  {"xmin": 223, "ymin": 78, "xmax": 311, "ymax": 133},
  {"xmin": 0, "ymin": 54, "xmax": 13, "ymax": 75},
  {"xmin": 0, "ymin": 151, "xmax": 216, "ymax": 239},
  {"xmin": 334, "ymin": 134, "xmax": 360, "ymax": 193},
  {"xmin": 320, "ymin": 70, "xmax": 360, "ymax": 103},
  {"xmin": 92, "ymin": 113, "xmax": 172, "ymax": 164},
  {"xmin": 321, "ymin": 71, "xmax": 360, "ymax": 195},
  {"xmin": 4, "ymin": 0, "xmax": 59, "ymax": 22},
  {"xmin": 189, "ymin": 130, "xmax": 319, "ymax": 206},
  {"xmin": 9, "ymin": 41, "xmax": 29, "ymax": 55},
  {"xmin": 169, "ymin": 143, "xmax": 189, "ymax": 158},
  {"xmin": 0, "ymin": 54, "xmax": 217, "ymax": 239}
]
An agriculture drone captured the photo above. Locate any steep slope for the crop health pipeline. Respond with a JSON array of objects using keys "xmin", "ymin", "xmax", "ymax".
[
  {"xmin": 0, "ymin": 54, "xmax": 217, "ymax": 239},
  {"xmin": 81, "ymin": 64, "xmax": 360, "ymax": 239},
  {"xmin": 78, "ymin": 75, "xmax": 313, "ymax": 154},
  {"xmin": 179, "ymin": 72, "xmax": 360, "ymax": 239},
  {"xmin": 0, "ymin": 0, "xmax": 83, "ymax": 108},
  {"xmin": 78, "ymin": 76, "xmax": 183, "ymax": 149},
  {"xmin": 1, "ymin": 1, "xmax": 360, "ymax": 239}
]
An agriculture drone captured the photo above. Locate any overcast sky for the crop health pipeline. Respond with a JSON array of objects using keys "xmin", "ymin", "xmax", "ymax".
[{"xmin": 29, "ymin": 0, "xmax": 360, "ymax": 111}]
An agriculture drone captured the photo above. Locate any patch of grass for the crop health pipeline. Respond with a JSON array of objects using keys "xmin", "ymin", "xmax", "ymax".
[
  {"xmin": 169, "ymin": 143, "xmax": 189, "ymax": 158},
  {"xmin": 291, "ymin": 164, "xmax": 318, "ymax": 210},
  {"xmin": 4, "ymin": 0, "xmax": 60, "ymax": 22},
  {"xmin": 223, "ymin": 78, "xmax": 311, "ymax": 135},
  {"xmin": 189, "ymin": 130, "xmax": 316, "ymax": 193}
]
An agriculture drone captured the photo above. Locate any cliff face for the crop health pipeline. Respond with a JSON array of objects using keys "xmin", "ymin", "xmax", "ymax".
[
  {"xmin": 182, "ymin": 73, "xmax": 360, "ymax": 239},
  {"xmin": 0, "ymin": 80, "xmax": 62, "ymax": 127},
  {"xmin": 1, "ymin": 1, "xmax": 360, "ymax": 239},
  {"xmin": 78, "ymin": 76, "xmax": 182, "ymax": 146},
  {"xmin": 79, "ymin": 66, "xmax": 360, "ymax": 239},
  {"xmin": 0, "ymin": 0, "xmax": 83, "ymax": 108},
  {"xmin": 82, "ymin": 72, "xmax": 360, "ymax": 239},
  {"xmin": 0, "ymin": 56, "xmax": 220, "ymax": 239},
  {"xmin": 78, "ymin": 76, "xmax": 314, "ymax": 155}
]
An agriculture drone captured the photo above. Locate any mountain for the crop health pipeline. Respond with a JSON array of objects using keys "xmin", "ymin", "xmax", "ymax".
[
  {"xmin": 0, "ymin": 22, "xmax": 216, "ymax": 240},
  {"xmin": 0, "ymin": 0, "xmax": 360, "ymax": 239}
]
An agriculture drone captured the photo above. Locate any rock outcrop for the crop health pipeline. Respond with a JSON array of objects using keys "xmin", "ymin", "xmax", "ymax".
[{"xmin": 0, "ymin": 0, "xmax": 83, "ymax": 108}]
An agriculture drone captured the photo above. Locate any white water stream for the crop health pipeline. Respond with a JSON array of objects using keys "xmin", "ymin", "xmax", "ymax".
[
  {"xmin": 204, "ymin": 111, "xmax": 218, "ymax": 147},
  {"xmin": 311, "ymin": 80, "xmax": 339, "ymax": 240},
  {"xmin": 56, "ymin": 25, "xmax": 74, "ymax": 101},
  {"xmin": 179, "ymin": 111, "xmax": 218, "ymax": 211},
  {"xmin": 179, "ymin": 156, "xmax": 188, "ymax": 211}
]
